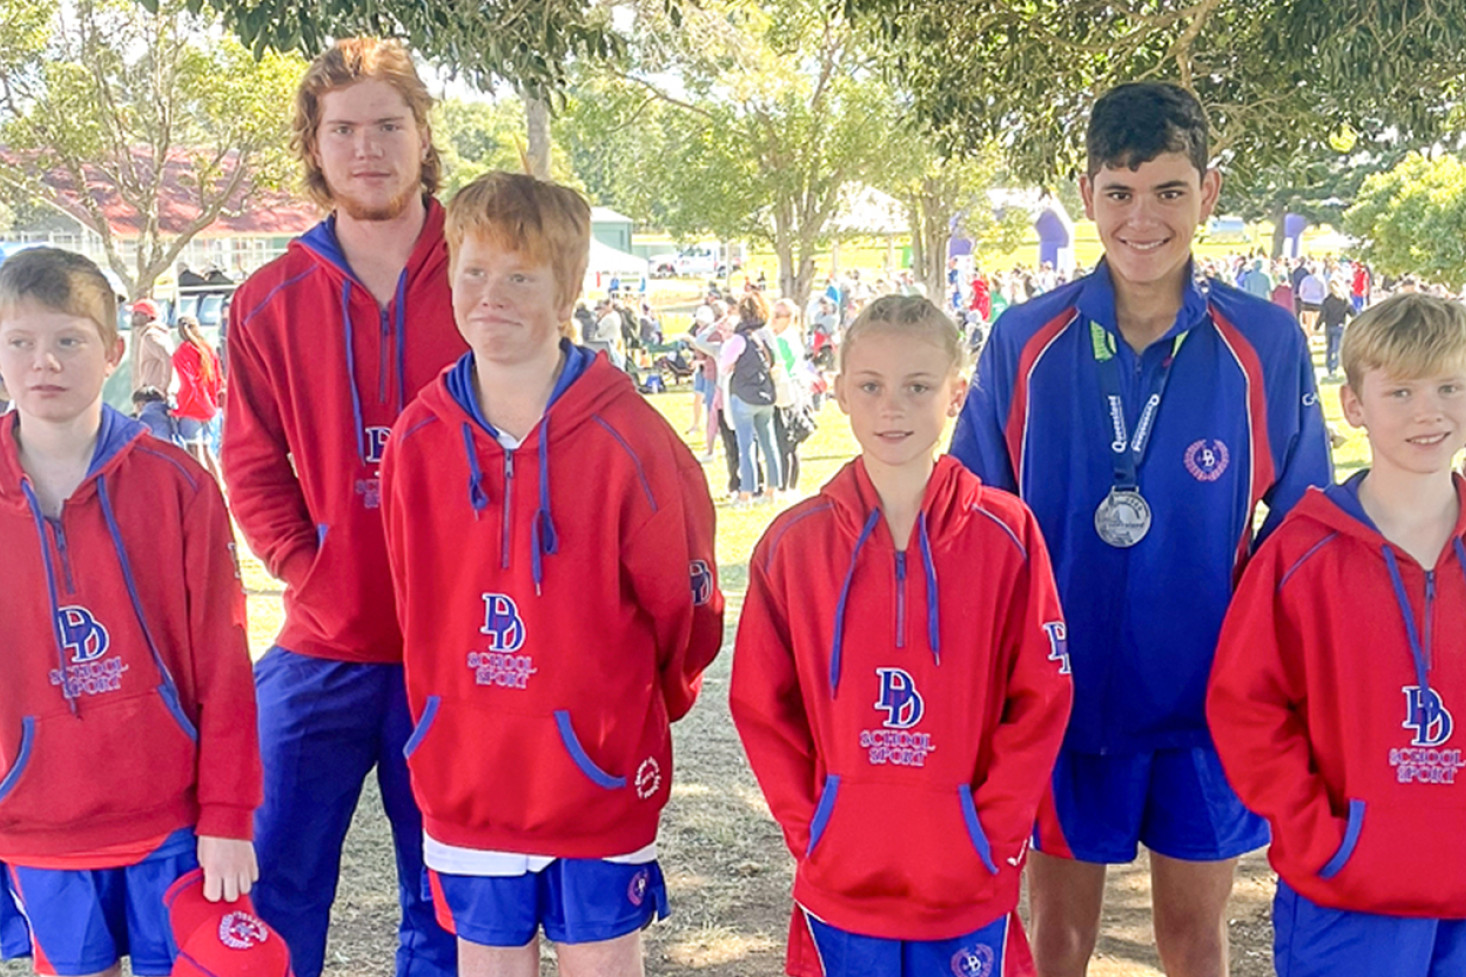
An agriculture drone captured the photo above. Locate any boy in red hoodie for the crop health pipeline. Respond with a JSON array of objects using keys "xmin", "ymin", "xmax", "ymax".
[
  {"xmin": 1210, "ymin": 293, "xmax": 1466, "ymax": 976},
  {"xmin": 0, "ymin": 248, "xmax": 260, "ymax": 977},
  {"xmin": 381, "ymin": 171, "xmax": 723, "ymax": 977},
  {"xmin": 731, "ymin": 295, "xmax": 1073, "ymax": 977}
]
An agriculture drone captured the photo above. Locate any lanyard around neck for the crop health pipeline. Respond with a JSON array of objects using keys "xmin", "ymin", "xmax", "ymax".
[{"xmin": 1090, "ymin": 321, "xmax": 1188, "ymax": 490}]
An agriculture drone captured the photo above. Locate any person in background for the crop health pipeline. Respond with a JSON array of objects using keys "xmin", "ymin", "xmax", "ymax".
[{"xmin": 172, "ymin": 314, "xmax": 223, "ymax": 481}]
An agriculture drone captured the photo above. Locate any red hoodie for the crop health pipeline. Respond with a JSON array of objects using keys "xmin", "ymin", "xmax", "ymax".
[
  {"xmin": 381, "ymin": 346, "xmax": 723, "ymax": 857},
  {"xmin": 0, "ymin": 408, "xmax": 259, "ymax": 859},
  {"xmin": 1209, "ymin": 472, "xmax": 1466, "ymax": 917},
  {"xmin": 222, "ymin": 199, "xmax": 466, "ymax": 663},
  {"xmin": 731, "ymin": 456, "xmax": 1071, "ymax": 948}
]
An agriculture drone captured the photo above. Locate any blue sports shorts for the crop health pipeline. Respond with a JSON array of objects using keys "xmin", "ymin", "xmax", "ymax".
[
  {"xmin": 790, "ymin": 906, "xmax": 1030, "ymax": 977},
  {"xmin": 1032, "ymin": 745, "xmax": 1268, "ymax": 863},
  {"xmin": 5, "ymin": 828, "xmax": 197, "ymax": 977},
  {"xmin": 426, "ymin": 859, "xmax": 667, "ymax": 948},
  {"xmin": 1274, "ymin": 879, "xmax": 1466, "ymax": 977}
]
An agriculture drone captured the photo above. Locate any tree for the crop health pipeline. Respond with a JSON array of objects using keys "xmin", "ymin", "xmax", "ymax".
[
  {"xmin": 845, "ymin": 0, "xmax": 1466, "ymax": 195},
  {"xmin": 560, "ymin": 0, "xmax": 906, "ymax": 306},
  {"xmin": 435, "ymin": 97, "xmax": 579, "ymax": 197},
  {"xmin": 179, "ymin": 0, "xmax": 625, "ymax": 98},
  {"xmin": 0, "ymin": 0, "xmax": 302, "ymax": 299},
  {"xmin": 1343, "ymin": 152, "xmax": 1466, "ymax": 286},
  {"xmin": 882, "ymin": 128, "xmax": 1029, "ymax": 300}
]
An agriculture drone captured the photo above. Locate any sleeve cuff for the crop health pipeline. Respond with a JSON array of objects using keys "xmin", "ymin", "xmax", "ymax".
[
  {"xmin": 272, "ymin": 543, "xmax": 316, "ymax": 589},
  {"xmin": 196, "ymin": 804, "xmax": 255, "ymax": 841}
]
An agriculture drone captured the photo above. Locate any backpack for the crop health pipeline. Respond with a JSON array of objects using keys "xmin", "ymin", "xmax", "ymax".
[{"xmin": 730, "ymin": 331, "xmax": 776, "ymax": 406}]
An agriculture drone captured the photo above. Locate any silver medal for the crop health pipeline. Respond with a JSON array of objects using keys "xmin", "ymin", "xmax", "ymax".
[{"xmin": 1094, "ymin": 488, "xmax": 1152, "ymax": 548}]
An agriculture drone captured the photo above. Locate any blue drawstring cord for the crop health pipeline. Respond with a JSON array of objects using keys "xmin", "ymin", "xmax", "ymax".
[
  {"xmin": 393, "ymin": 271, "xmax": 408, "ymax": 413},
  {"xmin": 830, "ymin": 510, "xmax": 880, "ymax": 694},
  {"xmin": 1381, "ymin": 545, "xmax": 1433, "ymax": 706},
  {"xmin": 340, "ymin": 279, "xmax": 368, "ymax": 465},
  {"xmin": 461, "ymin": 423, "xmax": 489, "ymax": 517},
  {"xmin": 918, "ymin": 513, "xmax": 941, "ymax": 664},
  {"xmin": 530, "ymin": 417, "xmax": 559, "ymax": 595},
  {"xmin": 20, "ymin": 481, "xmax": 76, "ymax": 714}
]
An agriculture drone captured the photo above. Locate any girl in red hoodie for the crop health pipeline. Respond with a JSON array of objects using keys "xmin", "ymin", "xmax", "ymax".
[
  {"xmin": 0, "ymin": 248, "xmax": 260, "ymax": 977},
  {"xmin": 731, "ymin": 295, "xmax": 1073, "ymax": 977}
]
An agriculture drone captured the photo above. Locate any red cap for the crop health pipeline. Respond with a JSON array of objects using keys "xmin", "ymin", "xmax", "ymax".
[
  {"xmin": 132, "ymin": 298, "xmax": 161, "ymax": 318},
  {"xmin": 165, "ymin": 870, "xmax": 293, "ymax": 977}
]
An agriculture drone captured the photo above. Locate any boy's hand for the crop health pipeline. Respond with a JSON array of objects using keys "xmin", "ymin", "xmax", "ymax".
[{"xmin": 197, "ymin": 836, "xmax": 259, "ymax": 902}]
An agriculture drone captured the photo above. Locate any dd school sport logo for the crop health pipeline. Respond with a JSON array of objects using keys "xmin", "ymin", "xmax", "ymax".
[
  {"xmin": 690, "ymin": 560, "xmax": 713, "ymax": 606},
  {"xmin": 858, "ymin": 668, "xmax": 936, "ymax": 767},
  {"xmin": 49, "ymin": 606, "xmax": 128, "ymax": 697},
  {"xmin": 468, "ymin": 594, "xmax": 536, "ymax": 689},
  {"xmin": 218, "ymin": 911, "xmax": 270, "ymax": 949},
  {"xmin": 1183, "ymin": 439, "xmax": 1229, "ymax": 482},
  {"xmin": 1391, "ymin": 685, "xmax": 1460, "ymax": 785}
]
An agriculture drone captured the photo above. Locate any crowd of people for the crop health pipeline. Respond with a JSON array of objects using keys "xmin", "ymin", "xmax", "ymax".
[{"xmin": 2, "ymin": 41, "xmax": 1466, "ymax": 977}]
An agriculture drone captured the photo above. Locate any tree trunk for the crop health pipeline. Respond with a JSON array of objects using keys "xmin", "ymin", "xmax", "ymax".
[
  {"xmin": 1270, "ymin": 201, "xmax": 1288, "ymax": 259},
  {"xmin": 525, "ymin": 95, "xmax": 551, "ymax": 180}
]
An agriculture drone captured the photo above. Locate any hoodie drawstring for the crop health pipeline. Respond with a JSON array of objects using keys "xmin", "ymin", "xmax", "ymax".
[
  {"xmin": 1381, "ymin": 545, "xmax": 1436, "ymax": 706},
  {"xmin": 917, "ymin": 513, "xmax": 941, "ymax": 665},
  {"xmin": 340, "ymin": 279, "xmax": 369, "ymax": 466},
  {"xmin": 96, "ymin": 477, "xmax": 182, "ymax": 702},
  {"xmin": 20, "ymin": 481, "xmax": 77, "ymax": 715},
  {"xmin": 830, "ymin": 510, "xmax": 880, "ymax": 694},
  {"xmin": 394, "ymin": 271, "xmax": 408, "ymax": 413},
  {"xmin": 460, "ymin": 418, "xmax": 561, "ymax": 592},
  {"xmin": 530, "ymin": 417, "xmax": 559, "ymax": 595},
  {"xmin": 461, "ymin": 423, "xmax": 489, "ymax": 517}
]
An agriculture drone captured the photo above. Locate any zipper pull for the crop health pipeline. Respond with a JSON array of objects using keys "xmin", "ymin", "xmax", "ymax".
[
  {"xmin": 895, "ymin": 552, "xmax": 906, "ymax": 580},
  {"xmin": 505, "ymin": 452, "xmax": 515, "ymax": 479}
]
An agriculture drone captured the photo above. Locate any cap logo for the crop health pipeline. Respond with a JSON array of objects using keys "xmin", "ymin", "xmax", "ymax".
[{"xmin": 218, "ymin": 911, "xmax": 269, "ymax": 950}]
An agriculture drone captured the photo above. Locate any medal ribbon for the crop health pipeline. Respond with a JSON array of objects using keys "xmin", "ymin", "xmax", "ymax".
[{"xmin": 1090, "ymin": 321, "xmax": 1187, "ymax": 490}]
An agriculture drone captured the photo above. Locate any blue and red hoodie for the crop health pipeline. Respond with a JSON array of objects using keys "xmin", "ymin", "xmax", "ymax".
[
  {"xmin": 381, "ymin": 343, "xmax": 723, "ymax": 857},
  {"xmin": 222, "ymin": 198, "xmax": 466, "ymax": 663},
  {"xmin": 1209, "ymin": 472, "xmax": 1466, "ymax": 917},
  {"xmin": 730, "ymin": 456, "xmax": 1072, "ymax": 954},
  {"xmin": 951, "ymin": 260, "xmax": 1332, "ymax": 757},
  {"xmin": 0, "ymin": 407, "xmax": 259, "ymax": 859}
]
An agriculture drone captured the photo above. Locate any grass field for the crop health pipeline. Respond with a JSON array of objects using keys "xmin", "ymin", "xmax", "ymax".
[{"xmin": 0, "ymin": 338, "xmax": 1384, "ymax": 977}]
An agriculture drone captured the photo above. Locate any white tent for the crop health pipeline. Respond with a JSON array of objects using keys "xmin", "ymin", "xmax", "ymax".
[{"xmin": 587, "ymin": 238, "xmax": 648, "ymax": 277}]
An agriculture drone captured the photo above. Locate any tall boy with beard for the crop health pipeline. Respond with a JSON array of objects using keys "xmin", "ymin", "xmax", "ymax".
[{"xmin": 221, "ymin": 37, "xmax": 462, "ymax": 977}]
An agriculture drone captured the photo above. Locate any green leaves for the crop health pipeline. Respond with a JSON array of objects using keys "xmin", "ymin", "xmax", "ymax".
[{"xmin": 1344, "ymin": 152, "xmax": 1466, "ymax": 285}]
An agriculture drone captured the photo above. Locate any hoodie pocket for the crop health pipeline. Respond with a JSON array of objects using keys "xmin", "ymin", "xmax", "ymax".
[
  {"xmin": 800, "ymin": 779, "xmax": 1001, "ymax": 909},
  {"xmin": 1318, "ymin": 799, "xmax": 1364, "ymax": 879},
  {"xmin": 0, "ymin": 691, "xmax": 196, "ymax": 832},
  {"xmin": 403, "ymin": 699, "xmax": 661, "ymax": 840}
]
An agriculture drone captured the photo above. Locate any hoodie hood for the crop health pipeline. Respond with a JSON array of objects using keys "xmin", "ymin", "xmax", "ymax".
[
  {"xmin": 293, "ymin": 197, "xmax": 449, "ymax": 464},
  {"xmin": 417, "ymin": 343, "xmax": 630, "ymax": 592},
  {"xmin": 818, "ymin": 455, "xmax": 985, "ymax": 692},
  {"xmin": 1300, "ymin": 470, "xmax": 1466, "ymax": 716},
  {"xmin": 0, "ymin": 405, "xmax": 146, "ymax": 506}
]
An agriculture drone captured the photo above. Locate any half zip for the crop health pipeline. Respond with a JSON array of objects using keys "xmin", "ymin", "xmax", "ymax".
[
  {"xmin": 1424, "ymin": 570, "xmax": 1436, "ymax": 671},
  {"xmin": 894, "ymin": 551, "xmax": 908, "ymax": 649},
  {"xmin": 48, "ymin": 517, "xmax": 76, "ymax": 595},
  {"xmin": 378, "ymin": 307, "xmax": 391, "ymax": 404},
  {"xmin": 501, "ymin": 450, "xmax": 515, "ymax": 569}
]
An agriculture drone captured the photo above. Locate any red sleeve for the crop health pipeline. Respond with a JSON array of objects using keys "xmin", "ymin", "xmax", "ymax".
[
  {"xmin": 729, "ymin": 545, "xmax": 820, "ymax": 859},
  {"xmin": 220, "ymin": 301, "xmax": 317, "ymax": 587},
  {"xmin": 379, "ymin": 421, "xmax": 410, "ymax": 631},
  {"xmin": 971, "ymin": 511, "xmax": 1073, "ymax": 859},
  {"xmin": 1208, "ymin": 542, "xmax": 1346, "ymax": 873},
  {"xmin": 622, "ymin": 454, "xmax": 723, "ymax": 722},
  {"xmin": 182, "ymin": 477, "xmax": 261, "ymax": 840}
]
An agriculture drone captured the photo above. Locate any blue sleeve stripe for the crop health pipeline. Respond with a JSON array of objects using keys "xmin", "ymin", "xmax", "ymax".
[
  {"xmin": 972, "ymin": 504, "xmax": 1028, "ymax": 561},
  {"xmin": 592, "ymin": 416, "xmax": 658, "ymax": 512},
  {"xmin": 1278, "ymin": 532, "xmax": 1339, "ymax": 592}
]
